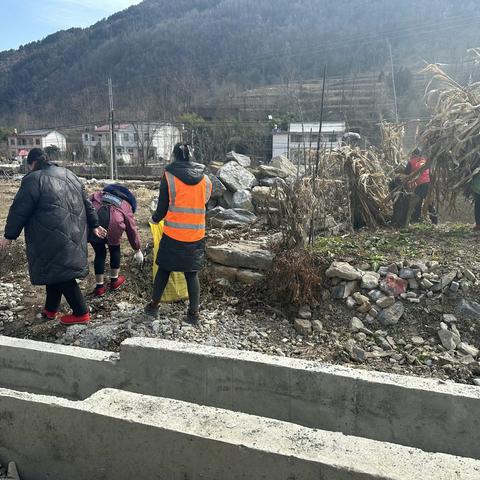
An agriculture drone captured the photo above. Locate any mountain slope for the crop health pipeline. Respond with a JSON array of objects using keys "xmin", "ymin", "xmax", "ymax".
[{"xmin": 0, "ymin": 0, "xmax": 479, "ymax": 126}]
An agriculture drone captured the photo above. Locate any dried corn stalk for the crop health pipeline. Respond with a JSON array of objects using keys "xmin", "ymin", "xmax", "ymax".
[
  {"xmin": 420, "ymin": 55, "xmax": 480, "ymax": 205},
  {"xmin": 380, "ymin": 121, "xmax": 406, "ymax": 170}
]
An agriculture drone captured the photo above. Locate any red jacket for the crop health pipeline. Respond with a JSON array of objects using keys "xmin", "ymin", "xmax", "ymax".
[
  {"xmin": 90, "ymin": 191, "xmax": 141, "ymax": 250},
  {"xmin": 407, "ymin": 156, "xmax": 430, "ymax": 187}
]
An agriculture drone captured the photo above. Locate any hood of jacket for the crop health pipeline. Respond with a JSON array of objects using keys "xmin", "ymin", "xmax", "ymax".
[{"xmin": 166, "ymin": 161, "xmax": 205, "ymax": 185}]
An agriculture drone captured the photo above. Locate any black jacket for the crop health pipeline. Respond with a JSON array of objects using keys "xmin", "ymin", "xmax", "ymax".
[
  {"xmin": 4, "ymin": 164, "xmax": 99, "ymax": 285},
  {"xmin": 152, "ymin": 160, "xmax": 207, "ymax": 272}
]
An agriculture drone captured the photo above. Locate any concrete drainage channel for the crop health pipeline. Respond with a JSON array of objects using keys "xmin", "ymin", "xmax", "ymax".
[{"xmin": 0, "ymin": 336, "xmax": 480, "ymax": 479}]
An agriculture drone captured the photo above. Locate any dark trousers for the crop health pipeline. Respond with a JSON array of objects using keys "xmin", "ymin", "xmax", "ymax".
[
  {"xmin": 45, "ymin": 279, "xmax": 88, "ymax": 316},
  {"xmin": 91, "ymin": 242, "xmax": 121, "ymax": 275},
  {"xmin": 152, "ymin": 269, "xmax": 200, "ymax": 312},
  {"xmin": 412, "ymin": 184, "xmax": 438, "ymax": 225},
  {"xmin": 475, "ymin": 193, "xmax": 480, "ymax": 225}
]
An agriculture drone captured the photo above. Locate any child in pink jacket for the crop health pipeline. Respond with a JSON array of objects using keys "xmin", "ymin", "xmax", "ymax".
[{"xmin": 89, "ymin": 184, "xmax": 143, "ymax": 297}]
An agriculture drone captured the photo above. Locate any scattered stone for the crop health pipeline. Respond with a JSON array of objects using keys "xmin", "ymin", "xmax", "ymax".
[
  {"xmin": 331, "ymin": 284, "xmax": 346, "ymax": 300},
  {"xmin": 326, "ymin": 261, "xmax": 362, "ymax": 281},
  {"xmin": 361, "ymin": 271, "xmax": 380, "ymax": 289},
  {"xmin": 399, "ymin": 268, "xmax": 415, "ymax": 279},
  {"xmin": 357, "ymin": 302, "xmax": 372, "ymax": 314},
  {"xmin": 378, "ymin": 266, "xmax": 389, "ymax": 277},
  {"xmin": 378, "ymin": 302, "xmax": 405, "ymax": 326},
  {"xmin": 463, "ymin": 269, "xmax": 476, "ymax": 282},
  {"xmin": 408, "ymin": 278, "xmax": 419, "ymax": 290},
  {"xmin": 312, "ymin": 320, "xmax": 323, "ymax": 332},
  {"xmin": 376, "ymin": 296, "xmax": 395, "ymax": 308},
  {"xmin": 438, "ymin": 323, "xmax": 461, "ymax": 350},
  {"xmin": 350, "ymin": 317, "xmax": 365, "ymax": 332},
  {"xmin": 294, "ymin": 318, "xmax": 312, "ymax": 336},
  {"xmin": 387, "ymin": 263, "xmax": 399, "ymax": 274},
  {"xmin": 449, "ymin": 281, "xmax": 460, "ymax": 293},
  {"xmin": 367, "ymin": 289, "xmax": 384, "ymax": 302},
  {"xmin": 346, "ymin": 296, "xmax": 356, "ymax": 309},
  {"xmin": 380, "ymin": 273, "xmax": 408, "ymax": 297},
  {"xmin": 208, "ymin": 207, "xmax": 257, "ymax": 228},
  {"xmin": 456, "ymin": 299, "xmax": 480, "ymax": 319},
  {"xmin": 457, "ymin": 342, "xmax": 479, "ymax": 358},
  {"xmin": 411, "ymin": 336, "xmax": 425, "ymax": 346},
  {"xmin": 353, "ymin": 292, "xmax": 369, "ymax": 305},
  {"xmin": 350, "ymin": 345, "xmax": 368, "ymax": 363},
  {"xmin": 473, "ymin": 378, "xmax": 480, "ymax": 387},
  {"xmin": 422, "ymin": 278, "xmax": 434, "ymax": 289},
  {"xmin": 344, "ymin": 281, "xmax": 358, "ymax": 298},
  {"xmin": 297, "ymin": 305, "xmax": 312, "ymax": 320}
]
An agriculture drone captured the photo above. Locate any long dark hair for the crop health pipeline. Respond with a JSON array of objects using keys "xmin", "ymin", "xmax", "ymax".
[{"xmin": 27, "ymin": 148, "xmax": 49, "ymax": 170}]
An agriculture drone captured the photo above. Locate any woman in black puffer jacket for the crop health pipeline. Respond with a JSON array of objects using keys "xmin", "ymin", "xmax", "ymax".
[{"xmin": 0, "ymin": 148, "xmax": 106, "ymax": 325}]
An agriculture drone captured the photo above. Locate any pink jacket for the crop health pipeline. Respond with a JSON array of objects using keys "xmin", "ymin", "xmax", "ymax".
[{"xmin": 90, "ymin": 191, "xmax": 141, "ymax": 250}]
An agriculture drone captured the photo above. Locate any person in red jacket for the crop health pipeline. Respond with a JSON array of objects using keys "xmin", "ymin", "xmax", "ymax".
[
  {"xmin": 89, "ymin": 184, "xmax": 143, "ymax": 297},
  {"xmin": 405, "ymin": 148, "xmax": 438, "ymax": 224}
]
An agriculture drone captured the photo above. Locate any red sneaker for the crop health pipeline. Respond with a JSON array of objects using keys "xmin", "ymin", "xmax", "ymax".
[
  {"xmin": 92, "ymin": 285, "xmax": 106, "ymax": 297},
  {"xmin": 40, "ymin": 309, "xmax": 57, "ymax": 320},
  {"xmin": 110, "ymin": 275, "xmax": 126, "ymax": 291},
  {"xmin": 60, "ymin": 312, "xmax": 91, "ymax": 325}
]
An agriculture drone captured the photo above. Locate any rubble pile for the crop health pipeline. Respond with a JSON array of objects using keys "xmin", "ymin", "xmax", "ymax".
[
  {"xmin": 321, "ymin": 259, "xmax": 480, "ymax": 369},
  {"xmin": 0, "ymin": 282, "xmax": 25, "ymax": 333}
]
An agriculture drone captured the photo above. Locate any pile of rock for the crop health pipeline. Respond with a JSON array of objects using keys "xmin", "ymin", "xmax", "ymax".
[
  {"xmin": 0, "ymin": 282, "xmax": 25, "ymax": 332},
  {"xmin": 206, "ymin": 240, "xmax": 275, "ymax": 285},
  {"xmin": 207, "ymin": 152, "xmax": 296, "ymax": 228},
  {"xmin": 326, "ymin": 260, "xmax": 477, "ymax": 327},
  {"xmin": 324, "ymin": 260, "xmax": 480, "ymax": 366}
]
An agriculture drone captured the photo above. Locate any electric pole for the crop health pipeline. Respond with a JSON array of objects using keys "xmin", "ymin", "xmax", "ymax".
[
  {"xmin": 387, "ymin": 38, "xmax": 399, "ymax": 123},
  {"xmin": 108, "ymin": 77, "xmax": 115, "ymax": 180}
]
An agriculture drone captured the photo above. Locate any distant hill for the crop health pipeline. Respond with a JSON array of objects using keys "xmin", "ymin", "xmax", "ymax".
[{"xmin": 0, "ymin": 0, "xmax": 479, "ymax": 127}]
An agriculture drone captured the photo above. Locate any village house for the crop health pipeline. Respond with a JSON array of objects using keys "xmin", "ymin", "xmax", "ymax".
[
  {"xmin": 82, "ymin": 122, "xmax": 181, "ymax": 164},
  {"xmin": 8, "ymin": 129, "xmax": 67, "ymax": 159},
  {"xmin": 272, "ymin": 121, "xmax": 346, "ymax": 159}
]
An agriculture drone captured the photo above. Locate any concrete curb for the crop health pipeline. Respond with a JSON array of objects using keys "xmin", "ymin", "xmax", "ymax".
[{"xmin": 0, "ymin": 387, "xmax": 479, "ymax": 480}]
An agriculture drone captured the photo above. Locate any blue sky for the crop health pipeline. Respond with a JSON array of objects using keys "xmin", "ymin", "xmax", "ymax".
[{"xmin": 0, "ymin": 0, "xmax": 142, "ymax": 52}]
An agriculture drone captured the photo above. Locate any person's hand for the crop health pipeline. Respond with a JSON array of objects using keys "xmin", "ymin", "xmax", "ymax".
[
  {"xmin": 93, "ymin": 226, "xmax": 107, "ymax": 239},
  {"xmin": 0, "ymin": 238, "xmax": 12, "ymax": 251},
  {"xmin": 134, "ymin": 250, "xmax": 144, "ymax": 265}
]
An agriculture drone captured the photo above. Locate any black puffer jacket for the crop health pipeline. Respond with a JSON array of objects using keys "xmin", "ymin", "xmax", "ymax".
[
  {"xmin": 152, "ymin": 160, "xmax": 207, "ymax": 272},
  {"xmin": 4, "ymin": 164, "xmax": 99, "ymax": 285}
]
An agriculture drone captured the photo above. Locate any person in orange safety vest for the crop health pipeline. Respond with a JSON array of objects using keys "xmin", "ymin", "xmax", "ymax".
[
  {"xmin": 405, "ymin": 148, "xmax": 438, "ymax": 224},
  {"xmin": 144, "ymin": 143, "xmax": 212, "ymax": 324}
]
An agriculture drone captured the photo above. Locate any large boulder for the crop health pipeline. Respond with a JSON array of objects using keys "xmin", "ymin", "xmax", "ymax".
[
  {"xmin": 232, "ymin": 190, "xmax": 254, "ymax": 212},
  {"xmin": 208, "ymin": 207, "xmax": 257, "ymax": 228},
  {"xmin": 208, "ymin": 174, "xmax": 227, "ymax": 199},
  {"xmin": 259, "ymin": 177, "xmax": 286, "ymax": 188},
  {"xmin": 226, "ymin": 151, "xmax": 251, "ymax": 168},
  {"xmin": 207, "ymin": 241, "xmax": 275, "ymax": 271},
  {"xmin": 218, "ymin": 161, "xmax": 256, "ymax": 192},
  {"xmin": 218, "ymin": 190, "xmax": 234, "ymax": 209},
  {"xmin": 251, "ymin": 186, "xmax": 279, "ymax": 208},
  {"xmin": 258, "ymin": 155, "xmax": 296, "ymax": 179}
]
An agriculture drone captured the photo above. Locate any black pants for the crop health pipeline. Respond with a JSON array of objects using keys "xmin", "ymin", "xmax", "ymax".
[
  {"xmin": 475, "ymin": 193, "xmax": 480, "ymax": 225},
  {"xmin": 153, "ymin": 269, "xmax": 200, "ymax": 312},
  {"xmin": 413, "ymin": 184, "xmax": 438, "ymax": 225},
  {"xmin": 91, "ymin": 242, "xmax": 121, "ymax": 275},
  {"xmin": 45, "ymin": 279, "xmax": 88, "ymax": 316}
]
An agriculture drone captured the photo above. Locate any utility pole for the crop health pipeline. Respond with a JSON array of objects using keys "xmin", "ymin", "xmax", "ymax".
[
  {"xmin": 387, "ymin": 38, "xmax": 399, "ymax": 123},
  {"xmin": 108, "ymin": 77, "xmax": 115, "ymax": 180}
]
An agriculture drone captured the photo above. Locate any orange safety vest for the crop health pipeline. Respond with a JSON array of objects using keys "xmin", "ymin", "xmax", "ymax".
[{"xmin": 163, "ymin": 171, "xmax": 212, "ymax": 242}]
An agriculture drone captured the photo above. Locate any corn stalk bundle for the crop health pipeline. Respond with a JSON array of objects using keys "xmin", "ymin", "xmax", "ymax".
[
  {"xmin": 420, "ymin": 57, "xmax": 480, "ymax": 205},
  {"xmin": 380, "ymin": 121, "xmax": 406, "ymax": 171},
  {"xmin": 331, "ymin": 147, "xmax": 391, "ymax": 228}
]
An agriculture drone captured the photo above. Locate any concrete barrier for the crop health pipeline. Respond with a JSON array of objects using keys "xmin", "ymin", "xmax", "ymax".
[
  {"xmin": 1, "ymin": 335, "xmax": 480, "ymax": 459},
  {"xmin": 0, "ymin": 387, "xmax": 479, "ymax": 480}
]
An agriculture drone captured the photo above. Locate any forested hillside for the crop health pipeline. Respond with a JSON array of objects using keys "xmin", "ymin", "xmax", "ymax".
[{"xmin": 0, "ymin": 0, "xmax": 479, "ymax": 127}]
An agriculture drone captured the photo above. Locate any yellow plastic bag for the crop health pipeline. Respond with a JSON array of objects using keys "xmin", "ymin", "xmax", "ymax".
[{"xmin": 149, "ymin": 221, "xmax": 188, "ymax": 302}]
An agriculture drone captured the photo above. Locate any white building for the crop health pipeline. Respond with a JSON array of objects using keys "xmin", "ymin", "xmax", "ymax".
[
  {"xmin": 272, "ymin": 122, "xmax": 346, "ymax": 159},
  {"xmin": 82, "ymin": 122, "xmax": 181, "ymax": 164},
  {"xmin": 8, "ymin": 129, "xmax": 67, "ymax": 159}
]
